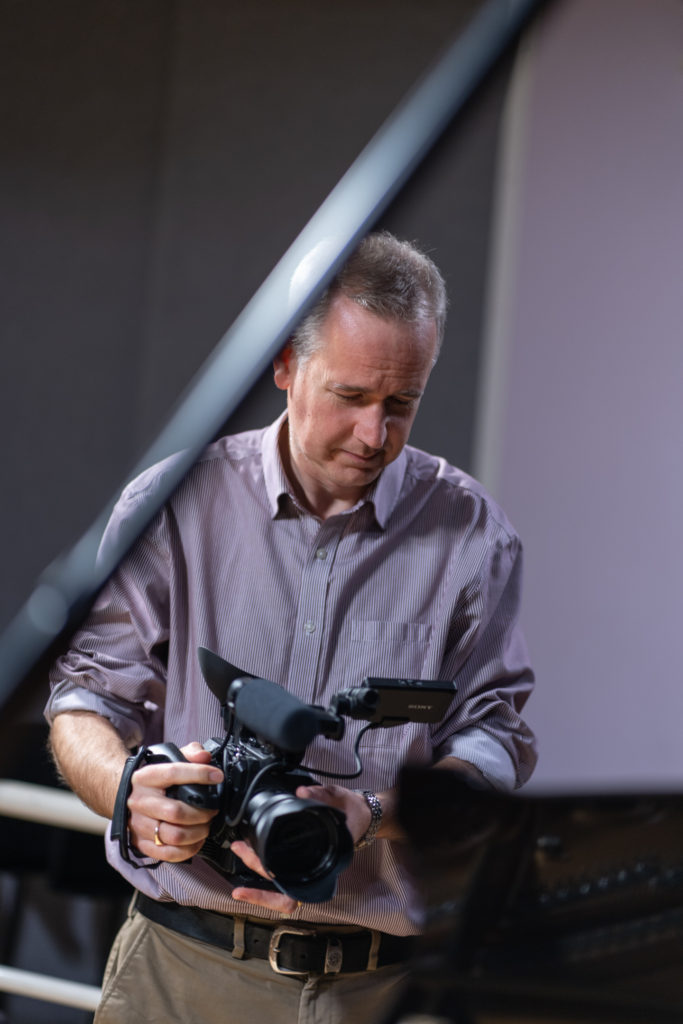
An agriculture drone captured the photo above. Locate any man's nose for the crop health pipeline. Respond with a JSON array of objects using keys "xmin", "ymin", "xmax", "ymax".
[{"xmin": 354, "ymin": 405, "xmax": 387, "ymax": 450}]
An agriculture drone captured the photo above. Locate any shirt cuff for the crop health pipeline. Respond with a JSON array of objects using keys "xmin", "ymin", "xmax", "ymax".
[
  {"xmin": 44, "ymin": 683, "xmax": 147, "ymax": 749},
  {"xmin": 436, "ymin": 726, "xmax": 517, "ymax": 791}
]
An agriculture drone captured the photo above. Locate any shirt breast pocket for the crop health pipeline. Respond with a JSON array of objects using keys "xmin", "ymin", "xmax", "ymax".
[
  {"xmin": 344, "ymin": 620, "xmax": 440, "ymax": 753},
  {"xmin": 349, "ymin": 619, "xmax": 433, "ymax": 679}
]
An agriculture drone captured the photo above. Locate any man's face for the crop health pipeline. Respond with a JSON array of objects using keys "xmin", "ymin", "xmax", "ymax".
[{"xmin": 274, "ymin": 294, "xmax": 437, "ymax": 517}]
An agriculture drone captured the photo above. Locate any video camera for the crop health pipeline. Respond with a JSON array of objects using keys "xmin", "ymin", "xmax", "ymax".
[{"xmin": 146, "ymin": 646, "xmax": 456, "ymax": 903}]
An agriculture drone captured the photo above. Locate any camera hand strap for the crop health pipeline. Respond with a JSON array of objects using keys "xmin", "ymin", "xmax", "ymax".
[{"xmin": 111, "ymin": 746, "xmax": 161, "ymax": 869}]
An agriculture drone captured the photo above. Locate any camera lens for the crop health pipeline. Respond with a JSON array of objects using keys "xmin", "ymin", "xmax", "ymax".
[
  {"xmin": 266, "ymin": 807, "xmax": 337, "ymax": 878},
  {"xmin": 246, "ymin": 790, "xmax": 353, "ymax": 899}
]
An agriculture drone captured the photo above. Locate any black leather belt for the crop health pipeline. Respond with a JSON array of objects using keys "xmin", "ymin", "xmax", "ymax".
[{"xmin": 135, "ymin": 893, "xmax": 414, "ymax": 976}]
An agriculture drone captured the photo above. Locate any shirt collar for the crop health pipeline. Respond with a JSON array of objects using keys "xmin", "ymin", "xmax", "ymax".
[
  {"xmin": 262, "ymin": 411, "xmax": 291, "ymax": 517},
  {"xmin": 261, "ymin": 410, "xmax": 407, "ymax": 528}
]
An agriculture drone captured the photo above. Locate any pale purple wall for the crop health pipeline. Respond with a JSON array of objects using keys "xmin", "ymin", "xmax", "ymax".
[{"xmin": 477, "ymin": 0, "xmax": 683, "ymax": 791}]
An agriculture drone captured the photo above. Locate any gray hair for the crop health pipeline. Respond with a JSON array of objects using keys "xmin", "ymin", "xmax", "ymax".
[{"xmin": 290, "ymin": 231, "xmax": 447, "ymax": 365}]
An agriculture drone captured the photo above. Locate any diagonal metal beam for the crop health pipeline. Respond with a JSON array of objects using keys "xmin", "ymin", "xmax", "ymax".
[{"xmin": 0, "ymin": 0, "xmax": 548, "ymax": 721}]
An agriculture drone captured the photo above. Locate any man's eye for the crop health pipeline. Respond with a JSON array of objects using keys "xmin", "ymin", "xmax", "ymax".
[{"xmin": 389, "ymin": 398, "xmax": 415, "ymax": 412}]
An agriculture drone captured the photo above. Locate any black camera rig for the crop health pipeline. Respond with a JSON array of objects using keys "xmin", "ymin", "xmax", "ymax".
[{"xmin": 126, "ymin": 646, "xmax": 456, "ymax": 903}]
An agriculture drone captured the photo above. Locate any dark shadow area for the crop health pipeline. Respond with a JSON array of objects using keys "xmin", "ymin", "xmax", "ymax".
[
  {"xmin": 390, "ymin": 768, "xmax": 683, "ymax": 1023},
  {"xmin": 0, "ymin": 724, "xmax": 129, "ymax": 1024}
]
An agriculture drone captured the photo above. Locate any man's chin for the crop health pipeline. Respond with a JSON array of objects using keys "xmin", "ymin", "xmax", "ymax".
[
  {"xmin": 330, "ymin": 468, "xmax": 384, "ymax": 500},
  {"xmin": 338, "ymin": 450, "xmax": 386, "ymax": 472},
  {"xmin": 338, "ymin": 457, "xmax": 384, "ymax": 480}
]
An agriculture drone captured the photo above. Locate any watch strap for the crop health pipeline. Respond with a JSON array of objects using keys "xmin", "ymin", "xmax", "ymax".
[{"xmin": 354, "ymin": 790, "xmax": 382, "ymax": 850}]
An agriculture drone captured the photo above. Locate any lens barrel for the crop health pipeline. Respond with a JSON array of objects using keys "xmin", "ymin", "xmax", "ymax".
[{"xmin": 245, "ymin": 789, "xmax": 353, "ymax": 902}]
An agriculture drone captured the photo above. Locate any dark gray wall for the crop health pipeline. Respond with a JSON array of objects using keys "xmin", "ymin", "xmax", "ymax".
[
  {"xmin": 0, "ymin": 2, "xmax": 509, "ymax": 1018},
  {"xmin": 0, "ymin": 0, "xmax": 507, "ymax": 640}
]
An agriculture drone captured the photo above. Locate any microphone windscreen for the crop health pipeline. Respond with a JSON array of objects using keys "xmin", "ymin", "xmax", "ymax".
[{"xmin": 234, "ymin": 678, "xmax": 321, "ymax": 753}]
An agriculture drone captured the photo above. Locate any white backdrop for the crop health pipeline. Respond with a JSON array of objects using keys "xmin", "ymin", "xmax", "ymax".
[{"xmin": 475, "ymin": 0, "xmax": 683, "ymax": 792}]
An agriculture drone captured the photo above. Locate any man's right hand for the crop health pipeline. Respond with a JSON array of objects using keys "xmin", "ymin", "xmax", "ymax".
[{"xmin": 126, "ymin": 741, "xmax": 224, "ymax": 862}]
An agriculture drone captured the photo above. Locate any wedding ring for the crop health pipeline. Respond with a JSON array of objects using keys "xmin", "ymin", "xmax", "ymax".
[{"xmin": 154, "ymin": 821, "xmax": 164, "ymax": 847}]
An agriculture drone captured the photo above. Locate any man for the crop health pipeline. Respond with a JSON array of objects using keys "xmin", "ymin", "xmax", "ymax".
[{"xmin": 46, "ymin": 232, "xmax": 536, "ymax": 1023}]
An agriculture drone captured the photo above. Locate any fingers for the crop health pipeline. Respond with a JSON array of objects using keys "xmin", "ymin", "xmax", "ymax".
[
  {"xmin": 232, "ymin": 885, "xmax": 299, "ymax": 915},
  {"xmin": 128, "ymin": 811, "xmax": 211, "ymax": 862},
  {"xmin": 127, "ymin": 749, "xmax": 223, "ymax": 863},
  {"xmin": 295, "ymin": 784, "xmax": 370, "ymax": 844},
  {"xmin": 179, "ymin": 741, "xmax": 215, "ymax": 764},
  {"xmin": 130, "ymin": 769, "xmax": 221, "ymax": 825},
  {"xmin": 128, "ymin": 802, "xmax": 211, "ymax": 861},
  {"xmin": 295, "ymin": 782, "xmax": 346, "ymax": 804},
  {"xmin": 134, "ymin": 760, "xmax": 223, "ymax": 794},
  {"xmin": 229, "ymin": 839, "xmax": 271, "ymax": 880},
  {"xmin": 228, "ymin": 840, "xmax": 299, "ymax": 913},
  {"xmin": 145, "ymin": 817, "xmax": 210, "ymax": 861},
  {"xmin": 296, "ymin": 783, "xmax": 334, "ymax": 804}
]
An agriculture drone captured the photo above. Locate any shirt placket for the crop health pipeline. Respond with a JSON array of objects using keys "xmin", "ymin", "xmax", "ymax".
[{"xmin": 288, "ymin": 518, "xmax": 345, "ymax": 698}]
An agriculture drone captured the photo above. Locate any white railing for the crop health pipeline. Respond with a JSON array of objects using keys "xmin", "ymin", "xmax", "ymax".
[
  {"xmin": 0, "ymin": 780, "xmax": 107, "ymax": 835},
  {"xmin": 0, "ymin": 965, "xmax": 102, "ymax": 1012},
  {"xmin": 0, "ymin": 780, "xmax": 108, "ymax": 1013}
]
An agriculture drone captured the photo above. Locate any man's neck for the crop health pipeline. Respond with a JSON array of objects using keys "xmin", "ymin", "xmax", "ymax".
[{"xmin": 277, "ymin": 422, "xmax": 369, "ymax": 520}]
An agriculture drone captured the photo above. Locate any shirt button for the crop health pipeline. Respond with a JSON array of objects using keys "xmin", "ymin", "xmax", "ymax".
[
  {"xmin": 315, "ymin": 548, "xmax": 327, "ymax": 560},
  {"xmin": 303, "ymin": 621, "xmax": 316, "ymax": 634}
]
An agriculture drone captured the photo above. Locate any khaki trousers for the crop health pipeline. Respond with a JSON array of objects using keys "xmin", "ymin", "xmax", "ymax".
[{"xmin": 94, "ymin": 903, "xmax": 410, "ymax": 1024}]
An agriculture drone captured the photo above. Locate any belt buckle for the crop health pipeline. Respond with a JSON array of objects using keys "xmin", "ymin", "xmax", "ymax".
[{"xmin": 268, "ymin": 924, "xmax": 317, "ymax": 976}]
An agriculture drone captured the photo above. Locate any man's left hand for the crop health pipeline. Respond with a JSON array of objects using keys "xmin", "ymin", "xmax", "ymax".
[{"xmin": 229, "ymin": 784, "xmax": 372, "ymax": 913}]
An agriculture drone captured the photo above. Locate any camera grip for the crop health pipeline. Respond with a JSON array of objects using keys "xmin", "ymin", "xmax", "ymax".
[{"xmin": 145, "ymin": 742, "xmax": 220, "ymax": 810}]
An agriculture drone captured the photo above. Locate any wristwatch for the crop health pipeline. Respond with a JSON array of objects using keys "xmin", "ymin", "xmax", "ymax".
[{"xmin": 354, "ymin": 790, "xmax": 382, "ymax": 850}]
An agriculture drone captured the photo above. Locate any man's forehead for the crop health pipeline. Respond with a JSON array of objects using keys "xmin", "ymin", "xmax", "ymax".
[
  {"xmin": 327, "ymin": 377, "xmax": 425, "ymax": 398},
  {"xmin": 319, "ymin": 302, "xmax": 436, "ymax": 352}
]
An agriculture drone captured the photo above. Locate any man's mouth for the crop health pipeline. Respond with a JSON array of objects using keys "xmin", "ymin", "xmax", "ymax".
[{"xmin": 341, "ymin": 449, "xmax": 384, "ymax": 466}]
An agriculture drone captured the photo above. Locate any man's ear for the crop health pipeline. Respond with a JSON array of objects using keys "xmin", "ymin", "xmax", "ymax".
[{"xmin": 273, "ymin": 342, "xmax": 294, "ymax": 391}]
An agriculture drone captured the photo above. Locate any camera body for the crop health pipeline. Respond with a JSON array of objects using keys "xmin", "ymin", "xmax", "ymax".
[
  {"xmin": 148, "ymin": 647, "xmax": 457, "ymax": 903},
  {"xmin": 201, "ymin": 735, "xmax": 351, "ymax": 903}
]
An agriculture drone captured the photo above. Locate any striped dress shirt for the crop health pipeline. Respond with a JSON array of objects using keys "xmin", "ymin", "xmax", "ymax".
[{"xmin": 46, "ymin": 412, "xmax": 536, "ymax": 936}]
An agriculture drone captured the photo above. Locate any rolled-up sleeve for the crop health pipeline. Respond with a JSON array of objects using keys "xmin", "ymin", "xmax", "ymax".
[
  {"xmin": 45, "ymin": 482, "xmax": 171, "ymax": 749},
  {"xmin": 432, "ymin": 533, "xmax": 537, "ymax": 789}
]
